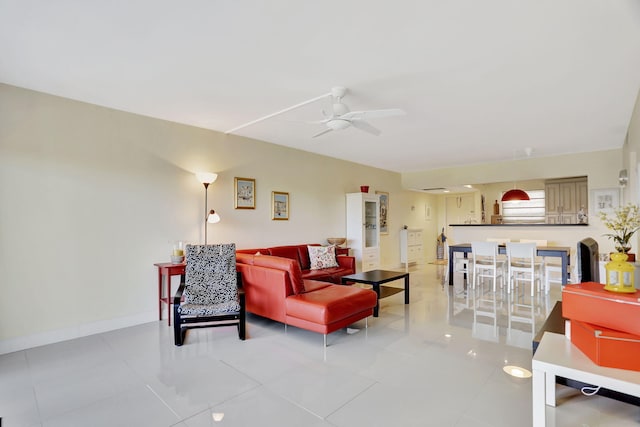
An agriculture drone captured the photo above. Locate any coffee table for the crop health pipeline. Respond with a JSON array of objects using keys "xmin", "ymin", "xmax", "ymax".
[{"xmin": 341, "ymin": 270, "xmax": 409, "ymax": 317}]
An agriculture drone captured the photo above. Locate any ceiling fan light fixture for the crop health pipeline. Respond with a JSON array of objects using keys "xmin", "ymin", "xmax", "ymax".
[
  {"xmin": 326, "ymin": 119, "xmax": 351, "ymax": 131},
  {"xmin": 501, "ymin": 189, "xmax": 530, "ymax": 202},
  {"xmin": 332, "ymin": 102, "xmax": 349, "ymax": 116}
]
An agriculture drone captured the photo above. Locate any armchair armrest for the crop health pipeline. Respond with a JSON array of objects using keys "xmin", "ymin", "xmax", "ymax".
[
  {"xmin": 236, "ymin": 271, "xmax": 246, "ymax": 305},
  {"xmin": 174, "ymin": 281, "xmax": 186, "ymax": 306}
]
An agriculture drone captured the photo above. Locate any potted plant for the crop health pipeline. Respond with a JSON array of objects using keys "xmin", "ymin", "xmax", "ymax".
[{"xmin": 599, "ymin": 203, "xmax": 640, "ymax": 259}]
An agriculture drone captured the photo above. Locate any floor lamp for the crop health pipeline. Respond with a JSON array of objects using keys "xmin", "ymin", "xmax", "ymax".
[{"xmin": 196, "ymin": 172, "xmax": 220, "ymax": 244}]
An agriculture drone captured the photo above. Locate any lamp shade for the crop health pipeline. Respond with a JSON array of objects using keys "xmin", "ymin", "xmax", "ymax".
[
  {"xmin": 501, "ymin": 189, "xmax": 530, "ymax": 202},
  {"xmin": 207, "ymin": 210, "xmax": 221, "ymax": 224},
  {"xmin": 196, "ymin": 172, "xmax": 218, "ymax": 185}
]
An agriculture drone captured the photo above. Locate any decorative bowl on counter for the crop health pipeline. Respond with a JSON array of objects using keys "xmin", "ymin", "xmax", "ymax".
[{"xmin": 327, "ymin": 237, "xmax": 346, "ymax": 246}]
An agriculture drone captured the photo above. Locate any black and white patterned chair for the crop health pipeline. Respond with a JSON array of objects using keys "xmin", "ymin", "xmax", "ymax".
[{"xmin": 173, "ymin": 243, "xmax": 246, "ymax": 346}]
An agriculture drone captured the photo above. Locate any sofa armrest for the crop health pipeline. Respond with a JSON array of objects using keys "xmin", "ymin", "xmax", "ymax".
[
  {"xmin": 336, "ymin": 255, "xmax": 355, "ymax": 273},
  {"xmin": 236, "ymin": 263, "xmax": 290, "ymax": 323}
]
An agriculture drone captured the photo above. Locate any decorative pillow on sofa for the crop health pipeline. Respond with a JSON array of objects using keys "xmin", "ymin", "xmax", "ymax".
[{"xmin": 308, "ymin": 245, "xmax": 339, "ymax": 270}]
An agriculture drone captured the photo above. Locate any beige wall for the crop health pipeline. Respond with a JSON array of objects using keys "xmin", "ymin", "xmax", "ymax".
[
  {"xmin": 0, "ymin": 84, "xmax": 437, "ymax": 353},
  {"xmin": 402, "ymin": 150, "xmax": 622, "ymax": 191},
  {"xmin": 2, "ymin": 82, "xmax": 636, "ymax": 353},
  {"xmin": 625, "ymin": 88, "xmax": 640, "ymax": 204}
]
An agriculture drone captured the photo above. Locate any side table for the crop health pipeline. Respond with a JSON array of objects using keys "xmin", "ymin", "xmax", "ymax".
[
  {"xmin": 532, "ymin": 332, "xmax": 640, "ymax": 426},
  {"xmin": 154, "ymin": 262, "xmax": 185, "ymax": 326},
  {"xmin": 336, "ymin": 247, "xmax": 350, "ymax": 256}
]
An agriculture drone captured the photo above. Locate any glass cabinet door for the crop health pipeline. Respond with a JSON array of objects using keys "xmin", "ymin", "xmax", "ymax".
[{"xmin": 364, "ymin": 200, "xmax": 378, "ymax": 248}]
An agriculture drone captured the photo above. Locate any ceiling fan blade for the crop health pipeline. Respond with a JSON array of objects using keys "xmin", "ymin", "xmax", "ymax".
[
  {"xmin": 306, "ymin": 118, "xmax": 331, "ymax": 124},
  {"xmin": 350, "ymin": 119, "xmax": 381, "ymax": 136},
  {"xmin": 312, "ymin": 128, "xmax": 334, "ymax": 138},
  {"xmin": 341, "ymin": 108, "xmax": 406, "ymax": 120}
]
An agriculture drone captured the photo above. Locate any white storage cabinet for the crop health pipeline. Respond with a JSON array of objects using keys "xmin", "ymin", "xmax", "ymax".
[{"xmin": 400, "ymin": 228, "xmax": 423, "ymax": 270}]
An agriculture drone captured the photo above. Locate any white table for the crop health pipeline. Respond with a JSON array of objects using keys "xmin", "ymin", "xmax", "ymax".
[{"xmin": 532, "ymin": 332, "xmax": 640, "ymax": 426}]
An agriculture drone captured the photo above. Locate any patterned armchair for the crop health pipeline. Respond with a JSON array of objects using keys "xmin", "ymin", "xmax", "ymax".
[{"xmin": 173, "ymin": 243, "xmax": 246, "ymax": 346}]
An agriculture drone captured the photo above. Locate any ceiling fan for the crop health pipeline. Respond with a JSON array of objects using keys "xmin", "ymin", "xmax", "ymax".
[
  {"xmin": 224, "ymin": 86, "xmax": 405, "ymax": 138},
  {"xmin": 310, "ymin": 87, "xmax": 405, "ymax": 138}
]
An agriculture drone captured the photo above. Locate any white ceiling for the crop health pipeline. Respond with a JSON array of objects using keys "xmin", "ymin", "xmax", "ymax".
[{"xmin": 1, "ymin": 0, "xmax": 639, "ymax": 173}]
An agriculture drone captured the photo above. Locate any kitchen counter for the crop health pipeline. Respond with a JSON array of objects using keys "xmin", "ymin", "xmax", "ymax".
[{"xmin": 449, "ymin": 223, "xmax": 588, "ymax": 227}]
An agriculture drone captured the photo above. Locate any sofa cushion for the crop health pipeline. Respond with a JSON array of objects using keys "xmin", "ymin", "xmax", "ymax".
[
  {"xmin": 297, "ymin": 244, "xmax": 319, "ymax": 270},
  {"xmin": 302, "ymin": 267, "xmax": 351, "ymax": 284},
  {"xmin": 308, "ymin": 245, "xmax": 339, "ymax": 270},
  {"xmin": 236, "ymin": 252, "xmax": 255, "ymax": 265},
  {"xmin": 268, "ymin": 246, "xmax": 302, "ymax": 267},
  {"xmin": 286, "ymin": 284, "xmax": 377, "ymax": 324},
  {"xmin": 252, "ymin": 254, "xmax": 306, "ymax": 294},
  {"xmin": 302, "ymin": 279, "xmax": 332, "ymax": 293},
  {"xmin": 236, "ymin": 248, "xmax": 270, "ymax": 256}
]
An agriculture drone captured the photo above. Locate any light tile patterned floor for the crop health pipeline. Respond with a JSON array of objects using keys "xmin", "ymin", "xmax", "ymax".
[{"xmin": 1, "ymin": 264, "xmax": 638, "ymax": 426}]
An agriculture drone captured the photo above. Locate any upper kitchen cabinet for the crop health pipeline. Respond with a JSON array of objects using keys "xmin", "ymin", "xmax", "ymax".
[{"xmin": 545, "ymin": 176, "xmax": 588, "ymax": 224}]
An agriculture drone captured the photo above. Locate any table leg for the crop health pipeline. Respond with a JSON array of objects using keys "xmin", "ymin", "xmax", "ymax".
[
  {"xmin": 448, "ymin": 246, "xmax": 454, "ymax": 286},
  {"xmin": 532, "ymin": 368, "xmax": 546, "ymax": 427},
  {"xmin": 166, "ymin": 274, "xmax": 172, "ymax": 326},
  {"xmin": 158, "ymin": 269, "xmax": 163, "ymax": 321},
  {"xmin": 545, "ymin": 371, "xmax": 556, "ymax": 407},
  {"xmin": 373, "ymin": 283, "xmax": 380, "ymax": 317},
  {"xmin": 404, "ymin": 275, "xmax": 410, "ymax": 304}
]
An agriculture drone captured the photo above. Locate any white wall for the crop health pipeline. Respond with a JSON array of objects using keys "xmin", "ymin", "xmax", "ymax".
[{"xmin": 0, "ymin": 84, "xmax": 435, "ymax": 353}]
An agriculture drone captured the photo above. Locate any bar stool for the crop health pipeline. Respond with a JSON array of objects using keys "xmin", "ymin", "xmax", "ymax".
[
  {"xmin": 545, "ymin": 248, "xmax": 576, "ymax": 293},
  {"xmin": 506, "ymin": 242, "xmax": 544, "ymax": 296},
  {"xmin": 472, "ymin": 241, "xmax": 505, "ymax": 292},
  {"xmin": 520, "ymin": 239, "xmax": 548, "ymax": 292}
]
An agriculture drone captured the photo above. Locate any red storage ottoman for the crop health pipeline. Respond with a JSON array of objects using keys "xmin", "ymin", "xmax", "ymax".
[
  {"xmin": 562, "ymin": 282, "xmax": 640, "ymax": 336},
  {"xmin": 571, "ymin": 319, "xmax": 640, "ymax": 371}
]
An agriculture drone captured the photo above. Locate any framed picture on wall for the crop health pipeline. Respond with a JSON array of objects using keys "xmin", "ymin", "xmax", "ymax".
[
  {"xmin": 376, "ymin": 191, "xmax": 389, "ymax": 234},
  {"xmin": 590, "ymin": 188, "xmax": 619, "ymax": 215},
  {"xmin": 425, "ymin": 203, "xmax": 432, "ymax": 221},
  {"xmin": 234, "ymin": 177, "xmax": 256, "ymax": 209},
  {"xmin": 271, "ymin": 191, "xmax": 289, "ymax": 220}
]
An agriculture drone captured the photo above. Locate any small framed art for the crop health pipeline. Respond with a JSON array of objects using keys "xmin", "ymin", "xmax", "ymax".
[
  {"xmin": 271, "ymin": 191, "xmax": 289, "ymax": 220},
  {"xmin": 591, "ymin": 188, "xmax": 619, "ymax": 215},
  {"xmin": 234, "ymin": 177, "xmax": 256, "ymax": 209}
]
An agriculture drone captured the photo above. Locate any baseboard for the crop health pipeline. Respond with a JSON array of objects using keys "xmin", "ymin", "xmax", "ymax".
[{"xmin": 0, "ymin": 310, "xmax": 157, "ymax": 355}]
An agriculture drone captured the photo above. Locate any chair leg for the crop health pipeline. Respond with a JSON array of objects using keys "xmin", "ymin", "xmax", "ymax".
[
  {"xmin": 365, "ymin": 317, "xmax": 368, "ymax": 329},
  {"xmin": 324, "ymin": 334, "xmax": 327, "ymax": 348},
  {"xmin": 238, "ymin": 310, "xmax": 246, "ymax": 340},
  {"xmin": 174, "ymin": 308, "xmax": 183, "ymax": 346}
]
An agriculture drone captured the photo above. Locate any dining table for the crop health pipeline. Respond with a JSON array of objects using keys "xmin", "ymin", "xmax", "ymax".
[{"xmin": 447, "ymin": 243, "xmax": 571, "ymax": 286}]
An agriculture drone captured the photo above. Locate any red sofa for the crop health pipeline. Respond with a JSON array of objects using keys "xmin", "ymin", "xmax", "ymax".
[
  {"xmin": 236, "ymin": 252, "xmax": 377, "ymax": 343},
  {"xmin": 237, "ymin": 244, "xmax": 355, "ymax": 284}
]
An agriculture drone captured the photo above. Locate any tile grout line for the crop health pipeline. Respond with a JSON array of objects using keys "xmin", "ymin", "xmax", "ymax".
[{"xmin": 145, "ymin": 384, "xmax": 182, "ymax": 420}]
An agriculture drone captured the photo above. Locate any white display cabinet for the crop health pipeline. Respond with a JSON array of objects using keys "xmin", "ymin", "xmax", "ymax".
[{"xmin": 346, "ymin": 192, "xmax": 380, "ymax": 272}]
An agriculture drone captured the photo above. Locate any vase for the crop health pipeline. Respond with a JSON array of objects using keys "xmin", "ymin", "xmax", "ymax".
[{"xmin": 615, "ymin": 241, "xmax": 632, "ymax": 253}]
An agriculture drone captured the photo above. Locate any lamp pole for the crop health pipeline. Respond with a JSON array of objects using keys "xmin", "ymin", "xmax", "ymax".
[{"xmin": 203, "ymin": 182, "xmax": 210, "ymax": 244}]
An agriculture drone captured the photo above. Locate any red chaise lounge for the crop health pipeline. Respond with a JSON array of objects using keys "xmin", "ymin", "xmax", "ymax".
[{"xmin": 236, "ymin": 249, "xmax": 377, "ymax": 346}]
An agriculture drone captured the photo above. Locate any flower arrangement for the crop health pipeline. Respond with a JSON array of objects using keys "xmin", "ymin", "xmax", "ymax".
[{"xmin": 599, "ymin": 203, "xmax": 640, "ymax": 253}]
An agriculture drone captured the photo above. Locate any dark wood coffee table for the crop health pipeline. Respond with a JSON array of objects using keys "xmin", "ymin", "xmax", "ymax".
[{"xmin": 341, "ymin": 270, "xmax": 409, "ymax": 317}]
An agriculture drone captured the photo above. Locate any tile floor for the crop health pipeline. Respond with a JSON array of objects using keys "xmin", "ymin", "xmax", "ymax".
[{"xmin": 1, "ymin": 264, "xmax": 639, "ymax": 426}]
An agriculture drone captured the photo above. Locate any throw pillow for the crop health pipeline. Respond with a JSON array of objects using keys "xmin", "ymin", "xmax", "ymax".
[{"xmin": 308, "ymin": 245, "xmax": 339, "ymax": 270}]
